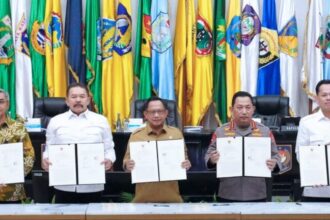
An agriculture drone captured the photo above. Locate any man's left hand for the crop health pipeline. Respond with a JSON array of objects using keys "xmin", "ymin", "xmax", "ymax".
[
  {"xmin": 266, "ymin": 159, "xmax": 277, "ymax": 171},
  {"xmin": 181, "ymin": 160, "xmax": 191, "ymax": 170},
  {"xmin": 102, "ymin": 159, "xmax": 113, "ymax": 171}
]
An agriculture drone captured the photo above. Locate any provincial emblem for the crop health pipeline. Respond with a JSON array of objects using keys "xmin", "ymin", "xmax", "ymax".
[
  {"xmin": 259, "ymin": 27, "xmax": 279, "ymax": 68},
  {"xmin": 278, "ymin": 16, "xmax": 298, "ymax": 57},
  {"xmin": 45, "ymin": 12, "xmax": 63, "ymax": 49},
  {"xmin": 323, "ymin": 16, "xmax": 330, "ymax": 59},
  {"xmin": 97, "ymin": 18, "xmax": 116, "ymax": 61},
  {"xmin": 215, "ymin": 18, "xmax": 225, "ymax": 60},
  {"xmin": 196, "ymin": 14, "xmax": 212, "ymax": 56},
  {"xmin": 241, "ymin": 4, "xmax": 261, "ymax": 46},
  {"xmin": 31, "ymin": 21, "xmax": 45, "ymax": 55},
  {"xmin": 226, "ymin": 15, "xmax": 241, "ymax": 58},
  {"xmin": 15, "ymin": 15, "xmax": 30, "ymax": 56},
  {"xmin": 151, "ymin": 11, "xmax": 172, "ymax": 54},
  {"xmin": 141, "ymin": 14, "xmax": 151, "ymax": 58},
  {"xmin": 0, "ymin": 15, "xmax": 14, "ymax": 65},
  {"xmin": 114, "ymin": 3, "xmax": 132, "ymax": 56}
]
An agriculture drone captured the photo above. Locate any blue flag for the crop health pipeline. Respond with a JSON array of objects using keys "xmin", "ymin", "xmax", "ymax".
[
  {"xmin": 64, "ymin": 0, "xmax": 86, "ymax": 84},
  {"xmin": 151, "ymin": 0, "xmax": 175, "ymax": 100},
  {"xmin": 257, "ymin": 0, "xmax": 280, "ymax": 95}
]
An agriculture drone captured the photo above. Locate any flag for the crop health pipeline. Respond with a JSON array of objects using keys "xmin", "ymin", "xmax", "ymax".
[
  {"xmin": 226, "ymin": 0, "xmax": 241, "ymax": 115},
  {"xmin": 28, "ymin": 0, "xmax": 47, "ymax": 98},
  {"xmin": 101, "ymin": 0, "xmax": 116, "ymax": 126},
  {"xmin": 241, "ymin": 0, "xmax": 260, "ymax": 96},
  {"xmin": 323, "ymin": 0, "xmax": 330, "ymax": 80},
  {"xmin": 11, "ymin": 0, "xmax": 33, "ymax": 118},
  {"xmin": 278, "ymin": 0, "xmax": 299, "ymax": 116},
  {"xmin": 174, "ymin": 0, "xmax": 195, "ymax": 125},
  {"xmin": 134, "ymin": 0, "xmax": 152, "ymax": 100},
  {"xmin": 0, "ymin": 0, "xmax": 16, "ymax": 118},
  {"xmin": 213, "ymin": 0, "xmax": 227, "ymax": 123},
  {"xmin": 301, "ymin": 0, "xmax": 323, "ymax": 98},
  {"xmin": 44, "ymin": 0, "xmax": 67, "ymax": 97},
  {"xmin": 151, "ymin": 0, "xmax": 175, "ymax": 100},
  {"xmin": 111, "ymin": 0, "xmax": 133, "ymax": 129},
  {"xmin": 85, "ymin": 0, "xmax": 102, "ymax": 112},
  {"xmin": 65, "ymin": 0, "xmax": 86, "ymax": 84},
  {"xmin": 257, "ymin": 0, "xmax": 280, "ymax": 95},
  {"xmin": 191, "ymin": 0, "xmax": 213, "ymax": 125}
]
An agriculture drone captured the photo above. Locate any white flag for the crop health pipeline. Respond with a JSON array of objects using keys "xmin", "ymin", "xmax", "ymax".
[
  {"xmin": 278, "ymin": 0, "xmax": 299, "ymax": 116},
  {"xmin": 301, "ymin": 0, "xmax": 323, "ymax": 99},
  {"xmin": 11, "ymin": 0, "xmax": 33, "ymax": 118},
  {"xmin": 240, "ymin": 0, "xmax": 260, "ymax": 96}
]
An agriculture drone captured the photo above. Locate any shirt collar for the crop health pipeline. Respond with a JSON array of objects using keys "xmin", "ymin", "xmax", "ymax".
[
  {"xmin": 229, "ymin": 119, "xmax": 257, "ymax": 131},
  {"xmin": 146, "ymin": 122, "xmax": 168, "ymax": 135},
  {"xmin": 67, "ymin": 109, "xmax": 89, "ymax": 119},
  {"xmin": 315, "ymin": 109, "xmax": 330, "ymax": 121},
  {"xmin": 0, "ymin": 115, "xmax": 11, "ymax": 128}
]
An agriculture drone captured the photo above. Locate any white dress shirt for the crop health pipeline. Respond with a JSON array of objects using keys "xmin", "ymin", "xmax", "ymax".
[
  {"xmin": 44, "ymin": 109, "xmax": 116, "ymax": 193},
  {"xmin": 296, "ymin": 110, "xmax": 330, "ymax": 197}
]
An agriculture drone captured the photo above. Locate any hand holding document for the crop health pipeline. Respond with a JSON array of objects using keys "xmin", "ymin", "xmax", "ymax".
[
  {"xmin": 130, "ymin": 139, "xmax": 186, "ymax": 183},
  {"xmin": 0, "ymin": 143, "xmax": 24, "ymax": 184}
]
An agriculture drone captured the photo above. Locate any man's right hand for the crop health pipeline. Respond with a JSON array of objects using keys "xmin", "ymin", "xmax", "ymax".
[
  {"xmin": 209, "ymin": 151, "xmax": 220, "ymax": 164},
  {"xmin": 125, "ymin": 160, "xmax": 135, "ymax": 172},
  {"xmin": 42, "ymin": 158, "xmax": 52, "ymax": 172}
]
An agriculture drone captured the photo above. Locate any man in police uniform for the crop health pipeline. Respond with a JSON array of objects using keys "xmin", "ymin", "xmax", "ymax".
[
  {"xmin": 205, "ymin": 91, "xmax": 281, "ymax": 202},
  {"xmin": 123, "ymin": 96, "xmax": 191, "ymax": 203}
]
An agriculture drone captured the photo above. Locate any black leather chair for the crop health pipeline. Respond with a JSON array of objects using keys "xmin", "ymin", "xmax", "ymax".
[
  {"xmin": 252, "ymin": 96, "xmax": 290, "ymax": 130},
  {"xmin": 33, "ymin": 97, "xmax": 68, "ymax": 128},
  {"xmin": 134, "ymin": 99, "xmax": 179, "ymax": 127}
]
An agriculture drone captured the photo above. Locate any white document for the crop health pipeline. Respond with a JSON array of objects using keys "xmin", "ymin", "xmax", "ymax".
[
  {"xmin": 299, "ymin": 145, "xmax": 328, "ymax": 187},
  {"xmin": 77, "ymin": 143, "xmax": 105, "ymax": 185},
  {"xmin": 0, "ymin": 143, "xmax": 24, "ymax": 184},
  {"xmin": 244, "ymin": 137, "xmax": 271, "ymax": 178},
  {"xmin": 130, "ymin": 141, "xmax": 159, "ymax": 183},
  {"xmin": 157, "ymin": 139, "xmax": 186, "ymax": 181},
  {"xmin": 217, "ymin": 137, "xmax": 243, "ymax": 178},
  {"xmin": 48, "ymin": 144, "xmax": 76, "ymax": 186}
]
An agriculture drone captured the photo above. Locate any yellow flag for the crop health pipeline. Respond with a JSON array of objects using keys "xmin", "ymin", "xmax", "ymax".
[
  {"xmin": 44, "ymin": 0, "xmax": 67, "ymax": 97},
  {"xmin": 226, "ymin": 0, "xmax": 241, "ymax": 115},
  {"xmin": 101, "ymin": 0, "xmax": 116, "ymax": 127},
  {"xmin": 174, "ymin": 0, "xmax": 196, "ymax": 125},
  {"xmin": 191, "ymin": 0, "xmax": 213, "ymax": 125},
  {"xmin": 111, "ymin": 0, "xmax": 133, "ymax": 130}
]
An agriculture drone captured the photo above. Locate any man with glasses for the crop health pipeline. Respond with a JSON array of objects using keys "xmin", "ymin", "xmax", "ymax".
[
  {"xmin": 205, "ymin": 91, "xmax": 281, "ymax": 202},
  {"xmin": 123, "ymin": 96, "xmax": 191, "ymax": 202}
]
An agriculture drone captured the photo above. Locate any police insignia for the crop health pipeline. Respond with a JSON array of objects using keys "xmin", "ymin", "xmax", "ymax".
[
  {"xmin": 0, "ymin": 15, "xmax": 14, "ymax": 65},
  {"xmin": 196, "ymin": 15, "xmax": 212, "ymax": 55},
  {"xmin": 114, "ymin": 3, "xmax": 132, "ymax": 56},
  {"xmin": 259, "ymin": 27, "xmax": 279, "ymax": 68},
  {"xmin": 278, "ymin": 16, "xmax": 298, "ymax": 57},
  {"xmin": 98, "ymin": 18, "xmax": 116, "ymax": 61},
  {"xmin": 226, "ymin": 15, "xmax": 241, "ymax": 58},
  {"xmin": 151, "ymin": 11, "xmax": 172, "ymax": 54},
  {"xmin": 215, "ymin": 19, "xmax": 226, "ymax": 61},
  {"xmin": 323, "ymin": 16, "xmax": 330, "ymax": 59},
  {"xmin": 31, "ymin": 21, "xmax": 45, "ymax": 55},
  {"xmin": 241, "ymin": 5, "xmax": 261, "ymax": 46}
]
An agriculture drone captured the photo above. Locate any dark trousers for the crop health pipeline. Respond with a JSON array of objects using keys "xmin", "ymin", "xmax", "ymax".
[
  {"xmin": 0, "ymin": 201, "xmax": 21, "ymax": 204},
  {"xmin": 302, "ymin": 196, "xmax": 330, "ymax": 202},
  {"xmin": 218, "ymin": 197, "xmax": 267, "ymax": 202},
  {"xmin": 54, "ymin": 189, "xmax": 103, "ymax": 204}
]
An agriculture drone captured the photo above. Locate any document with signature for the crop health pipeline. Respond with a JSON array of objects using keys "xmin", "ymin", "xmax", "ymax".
[
  {"xmin": 48, "ymin": 144, "xmax": 76, "ymax": 186},
  {"xmin": 217, "ymin": 137, "xmax": 243, "ymax": 178},
  {"xmin": 157, "ymin": 139, "xmax": 186, "ymax": 181},
  {"xmin": 130, "ymin": 141, "xmax": 159, "ymax": 183},
  {"xmin": 299, "ymin": 145, "xmax": 328, "ymax": 187},
  {"xmin": 244, "ymin": 137, "xmax": 271, "ymax": 178},
  {"xmin": 77, "ymin": 143, "xmax": 105, "ymax": 185},
  {"xmin": 0, "ymin": 143, "xmax": 24, "ymax": 184}
]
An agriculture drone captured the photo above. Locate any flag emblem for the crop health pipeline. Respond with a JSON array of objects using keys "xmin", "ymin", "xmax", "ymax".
[
  {"xmin": 15, "ymin": 16, "xmax": 30, "ymax": 56},
  {"xmin": 151, "ymin": 11, "xmax": 172, "ymax": 54},
  {"xmin": 0, "ymin": 15, "xmax": 14, "ymax": 65},
  {"xmin": 114, "ymin": 3, "xmax": 132, "ymax": 56},
  {"xmin": 278, "ymin": 16, "xmax": 298, "ymax": 57},
  {"xmin": 226, "ymin": 15, "xmax": 241, "ymax": 58},
  {"xmin": 98, "ymin": 18, "xmax": 116, "ymax": 60},
  {"xmin": 324, "ymin": 16, "xmax": 330, "ymax": 59},
  {"xmin": 241, "ymin": 5, "xmax": 261, "ymax": 46},
  {"xmin": 31, "ymin": 21, "xmax": 45, "ymax": 55},
  {"xmin": 215, "ymin": 19, "xmax": 226, "ymax": 61},
  {"xmin": 141, "ymin": 14, "xmax": 151, "ymax": 57},
  {"xmin": 46, "ymin": 12, "xmax": 63, "ymax": 49},
  {"xmin": 259, "ymin": 28, "xmax": 278, "ymax": 68},
  {"xmin": 196, "ymin": 15, "xmax": 213, "ymax": 55}
]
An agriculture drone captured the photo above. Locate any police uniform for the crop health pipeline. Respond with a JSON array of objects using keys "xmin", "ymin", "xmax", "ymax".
[
  {"xmin": 123, "ymin": 123, "xmax": 187, "ymax": 203},
  {"xmin": 205, "ymin": 120, "xmax": 281, "ymax": 201}
]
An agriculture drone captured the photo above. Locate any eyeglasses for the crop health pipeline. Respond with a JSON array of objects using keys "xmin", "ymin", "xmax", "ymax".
[
  {"xmin": 0, "ymin": 100, "xmax": 7, "ymax": 105},
  {"xmin": 146, "ymin": 109, "xmax": 166, "ymax": 115}
]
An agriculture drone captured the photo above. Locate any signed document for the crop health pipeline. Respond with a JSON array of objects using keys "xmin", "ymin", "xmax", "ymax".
[
  {"xmin": 48, "ymin": 144, "xmax": 76, "ymax": 186},
  {"xmin": 130, "ymin": 141, "xmax": 159, "ymax": 183},
  {"xmin": 157, "ymin": 139, "xmax": 186, "ymax": 181},
  {"xmin": 77, "ymin": 143, "xmax": 105, "ymax": 185},
  {"xmin": 216, "ymin": 137, "xmax": 243, "ymax": 178},
  {"xmin": 299, "ymin": 145, "xmax": 328, "ymax": 187},
  {"xmin": 244, "ymin": 137, "xmax": 271, "ymax": 178},
  {"xmin": 0, "ymin": 143, "xmax": 24, "ymax": 184}
]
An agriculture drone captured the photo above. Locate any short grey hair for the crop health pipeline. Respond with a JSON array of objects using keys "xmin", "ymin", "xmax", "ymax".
[{"xmin": 0, "ymin": 89, "xmax": 10, "ymax": 101}]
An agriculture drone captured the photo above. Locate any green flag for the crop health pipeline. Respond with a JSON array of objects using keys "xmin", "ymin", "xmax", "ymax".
[
  {"xmin": 0, "ymin": 0, "xmax": 16, "ymax": 118},
  {"xmin": 28, "ymin": 0, "xmax": 47, "ymax": 98},
  {"xmin": 134, "ymin": 0, "xmax": 152, "ymax": 99},
  {"xmin": 213, "ymin": 0, "xmax": 227, "ymax": 124},
  {"xmin": 86, "ymin": 0, "xmax": 102, "ymax": 113}
]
